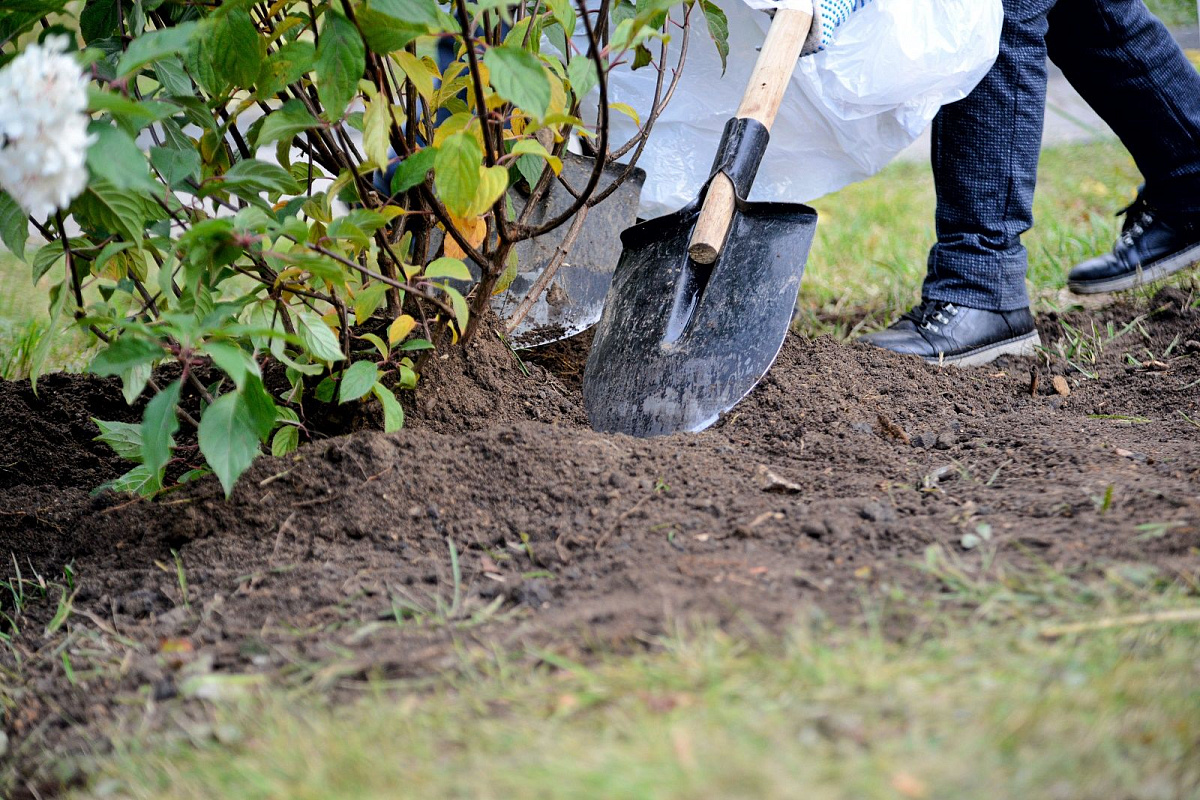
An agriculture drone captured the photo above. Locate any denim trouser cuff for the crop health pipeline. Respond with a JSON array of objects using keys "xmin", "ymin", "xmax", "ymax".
[{"xmin": 923, "ymin": 245, "xmax": 1030, "ymax": 311}]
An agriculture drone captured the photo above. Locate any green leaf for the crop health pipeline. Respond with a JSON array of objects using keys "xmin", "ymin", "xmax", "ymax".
[
  {"xmin": 71, "ymin": 178, "xmax": 165, "ymax": 243},
  {"xmin": 700, "ymin": 0, "xmax": 729, "ymax": 73},
  {"xmin": 369, "ymin": 0, "xmax": 442, "ymax": 28},
  {"xmin": 202, "ymin": 341, "xmax": 256, "ymax": 388},
  {"xmin": 424, "ymin": 256, "xmax": 471, "ymax": 281},
  {"xmin": 389, "ymin": 147, "xmax": 437, "ymax": 194},
  {"xmin": 255, "ymin": 100, "xmax": 319, "ymax": 147},
  {"xmin": 30, "ymin": 242, "xmax": 63, "ymax": 283},
  {"xmin": 121, "ymin": 361, "xmax": 152, "ymax": 404},
  {"xmin": 399, "ymin": 338, "xmax": 434, "ymax": 352},
  {"xmin": 198, "ymin": 391, "xmax": 263, "ymax": 497},
  {"xmin": 242, "ymin": 375, "xmax": 279, "ymax": 440},
  {"xmin": 484, "ymin": 45, "xmax": 552, "ymax": 118},
  {"xmin": 339, "ymin": 360, "xmax": 380, "ymax": 403},
  {"xmin": 442, "ymin": 284, "xmax": 469, "ymax": 334},
  {"xmin": 257, "ymin": 39, "xmax": 315, "ymax": 98},
  {"xmin": 88, "ymin": 88, "xmax": 174, "ymax": 129},
  {"xmin": 545, "ymin": 0, "xmax": 576, "ymax": 36},
  {"xmin": 0, "ymin": 190, "xmax": 29, "ymax": 261},
  {"xmin": 106, "ymin": 464, "xmax": 163, "ymax": 497},
  {"xmin": 356, "ymin": 8, "xmax": 425, "ymax": 54},
  {"xmin": 211, "ymin": 10, "xmax": 262, "ymax": 88},
  {"xmin": 116, "ymin": 21, "xmax": 199, "ymax": 77},
  {"xmin": 153, "ymin": 57, "xmax": 194, "ymax": 97},
  {"xmin": 80, "ymin": 0, "xmax": 121, "ymax": 43},
  {"xmin": 362, "ymin": 96, "xmax": 394, "ymax": 170},
  {"xmin": 93, "ymin": 419, "xmax": 144, "ymax": 462},
  {"xmin": 295, "ymin": 310, "xmax": 345, "ymax": 362},
  {"xmin": 87, "ymin": 123, "xmax": 152, "ymax": 190},
  {"xmin": 434, "ymin": 133, "xmax": 482, "ymax": 217},
  {"xmin": 315, "ymin": 11, "xmax": 365, "ymax": 121},
  {"xmin": 314, "ymin": 375, "xmax": 336, "ymax": 402},
  {"xmin": 91, "ymin": 336, "xmax": 164, "ymax": 377},
  {"xmin": 150, "ymin": 145, "xmax": 201, "ymax": 188},
  {"xmin": 354, "ymin": 283, "xmax": 389, "ymax": 324},
  {"xmin": 632, "ymin": 43, "xmax": 653, "ymax": 70},
  {"xmin": 566, "ymin": 55, "xmax": 599, "ymax": 100},
  {"xmin": 372, "ymin": 383, "xmax": 405, "ymax": 432},
  {"xmin": 141, "ymin": 378, "xmax": 181, "ymax": 479},
  {"xmin": 216, "ymin": 159, "xmax": 302, "ymax": 200},
  {"xmin": 271, "ymin": 425, "xmax": 299, "ymax": 457}
]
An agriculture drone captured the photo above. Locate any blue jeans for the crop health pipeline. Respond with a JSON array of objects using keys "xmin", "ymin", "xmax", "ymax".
[{"xmin": 923, "ymin": 0, "xmax": 1200, "ymax": 311}]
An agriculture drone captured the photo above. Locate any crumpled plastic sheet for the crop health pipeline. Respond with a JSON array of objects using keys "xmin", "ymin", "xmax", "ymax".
[{"xmin": 595, "ymin": 0, "xmax": 1002, "ymax": 217}]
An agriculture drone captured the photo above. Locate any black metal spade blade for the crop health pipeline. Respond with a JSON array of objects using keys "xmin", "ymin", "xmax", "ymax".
[{"xmin": 582, "ymin": 191, "xmax": 817, "ymax": 437}]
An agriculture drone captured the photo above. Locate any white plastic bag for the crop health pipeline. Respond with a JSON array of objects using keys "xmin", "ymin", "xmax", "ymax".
[{"xmin": 601, "ymin": 0, "xmax": 1002, "ymax": 217}]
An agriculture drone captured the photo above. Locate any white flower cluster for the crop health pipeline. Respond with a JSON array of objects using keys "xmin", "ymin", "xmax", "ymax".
[{"xmin": 0, "ymin": 35, "xmax": 95, "ymax": 219}]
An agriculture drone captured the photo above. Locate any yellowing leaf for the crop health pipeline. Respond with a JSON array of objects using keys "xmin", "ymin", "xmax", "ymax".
[
  {"xmin": 493, "ymin": 248, "xmax": 520, "ymax": 295},
  {"xmin": 362, "ymin": 96, "xmax": 392, "ymax": 171},
  {"xmin": 394, "ymin": 51, "xmax": 437, "ymax": 100},
  {"xmin": 610, "ymin": 102, "xmax": 641, "ymax": 127},
  {"xmin": 388, "ymin": 314, "xmax": 418, "ymax": 345},
  {"xmin": 470, "ymin": 165, "xmax": 509, "ymax": 216},
  {"xmin": 444, "ymin": 214, "xmax": 486, "ymax": 259},
  {"xmin": 509, "ymin": 140, "xmax": 562, "ymax": 174}
]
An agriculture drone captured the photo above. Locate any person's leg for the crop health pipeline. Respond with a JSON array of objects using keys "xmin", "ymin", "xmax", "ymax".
[
  {"xmin": 1046, "ymin": 0, "xmax": 1200, "ymax": 293},
  {"xmin": 1048, "ymin": 0, "xmax": 1200, "ymax": 216},
  {"xmin": 921, "ymin": 0, "xmax": 1055, "ymax": 312},
  {"xmin": 858, "ymin": 0, "xmax": 1052, "ymax": 365}
]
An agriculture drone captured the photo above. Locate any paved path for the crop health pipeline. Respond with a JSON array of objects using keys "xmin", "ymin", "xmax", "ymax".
[{"xmin": 896, "ymin": 26, "xmax": 1198, "ymax": 162}]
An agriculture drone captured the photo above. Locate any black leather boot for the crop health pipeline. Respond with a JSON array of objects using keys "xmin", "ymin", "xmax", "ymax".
[
  {"xmin": 1069, "ymin": 193, "xmax": 1200, "ymax": 294},
  {"xmin": 857, "ymin": 300, "xmax": 1040, "ymax": 366}
]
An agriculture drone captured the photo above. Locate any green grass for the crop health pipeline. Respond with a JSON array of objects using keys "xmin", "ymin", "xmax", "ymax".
[
  {"xmin": 801, "ymin": 139, "xmax": 1144, "ymax": 327},
  {"xmin": 81, "ymin": 569, "xmax": 1200, "ymax": 800},
  {"xmin": 1146, "ymin": 0, "xmax": 1198, "ymax": 27},
  {"xmin": 0, "ymin": 251, "xmax": 93, "ymax": 379}
]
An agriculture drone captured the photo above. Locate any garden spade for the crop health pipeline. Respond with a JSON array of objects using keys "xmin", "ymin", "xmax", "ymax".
[{"xmin": 583, "ymin": 8, "xmax": 818, "ymax": 437}]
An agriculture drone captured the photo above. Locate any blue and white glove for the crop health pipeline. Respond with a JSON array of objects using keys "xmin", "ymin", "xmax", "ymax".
[{"xmin": 741, "ymin": 0, "xmax": 872, "ymax": 56}]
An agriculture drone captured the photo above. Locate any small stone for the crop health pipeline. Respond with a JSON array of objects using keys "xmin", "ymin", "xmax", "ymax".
[
  {"xmin": 755, "ymin": 465, "xmax": 803, "ymax": 494},
  {"xmin": 800, "ymin": 521, "xmax": 826, "ymax": 539},
  {"xmin": 934, "ymin": 432, "xmax": 957, "ymax": 450},
  {"xmin": 1048, "ymin": 396, "xmax": 1064, "ymax": 410},
  {"xmin": 849, "ymin": 421, "xmax": 874, "ymax": 435},
  {"xmin": 1182, "ymin": 339, "xmax": 1200, "ymax": 354},
  {"xmin": 1051, "ymin": 375, "xmax": 1071, "ymax": 397},
  {"xmin": 912, "ymin": 431, "xmax": 937, "ymax": 449},
  {"xmin": 858, "ymin": 502, "xmax": 896, "ymax": 523}
]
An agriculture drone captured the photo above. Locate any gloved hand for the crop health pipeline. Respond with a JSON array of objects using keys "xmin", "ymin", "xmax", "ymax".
[{"xmin": 741, "ymin": 0, "xmax": 871, "ymax": 56}]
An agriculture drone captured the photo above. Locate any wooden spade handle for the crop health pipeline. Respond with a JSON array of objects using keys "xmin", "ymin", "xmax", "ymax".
[{"xmin": 688, "ymin": 8, "xmax": 813, "ymax": 265}]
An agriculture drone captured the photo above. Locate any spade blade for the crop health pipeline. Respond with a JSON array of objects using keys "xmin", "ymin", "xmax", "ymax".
[{"xmin": 583, "ymin": 197, "xmax": 817, "ymax": 437}]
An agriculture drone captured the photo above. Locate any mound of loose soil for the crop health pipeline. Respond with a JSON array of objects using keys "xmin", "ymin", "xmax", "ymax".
[{"xmin": 3, "ymin": 291, "xmax": 1199, "ymax": 796}]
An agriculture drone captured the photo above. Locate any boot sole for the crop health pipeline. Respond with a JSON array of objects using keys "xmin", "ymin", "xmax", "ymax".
[
  {"xmin": 921, "ymin": 330, "xmax": 1042, "ymax": 368},
  {"xmin": 1068, "ymin": 241, "xmax": 1200, "ymax": 295}
]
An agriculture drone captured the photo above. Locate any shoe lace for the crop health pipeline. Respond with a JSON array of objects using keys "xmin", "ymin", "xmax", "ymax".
[
  {"xmin": 900, "ymin": 299, "xmax": 959, "ymax": 334},
  {"xmin": 1116, "ymin": 192, "xmax": 1156, "ymax": 248}
]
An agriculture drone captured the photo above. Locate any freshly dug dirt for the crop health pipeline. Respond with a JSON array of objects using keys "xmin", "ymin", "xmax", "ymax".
[{"xmin": 3, "ymin": 291, "xmax": 1199, "ymax": 796}]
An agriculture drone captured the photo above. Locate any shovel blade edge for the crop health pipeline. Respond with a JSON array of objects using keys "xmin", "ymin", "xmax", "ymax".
[{"xmin": 583, "ymin": 200, "xmax": 818, "ymax": 437}]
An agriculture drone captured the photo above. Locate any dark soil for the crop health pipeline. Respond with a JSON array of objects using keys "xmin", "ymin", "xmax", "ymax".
[{"xmin": 3, "ymin": 291, "xmax": 1200, "ymax": 797}]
